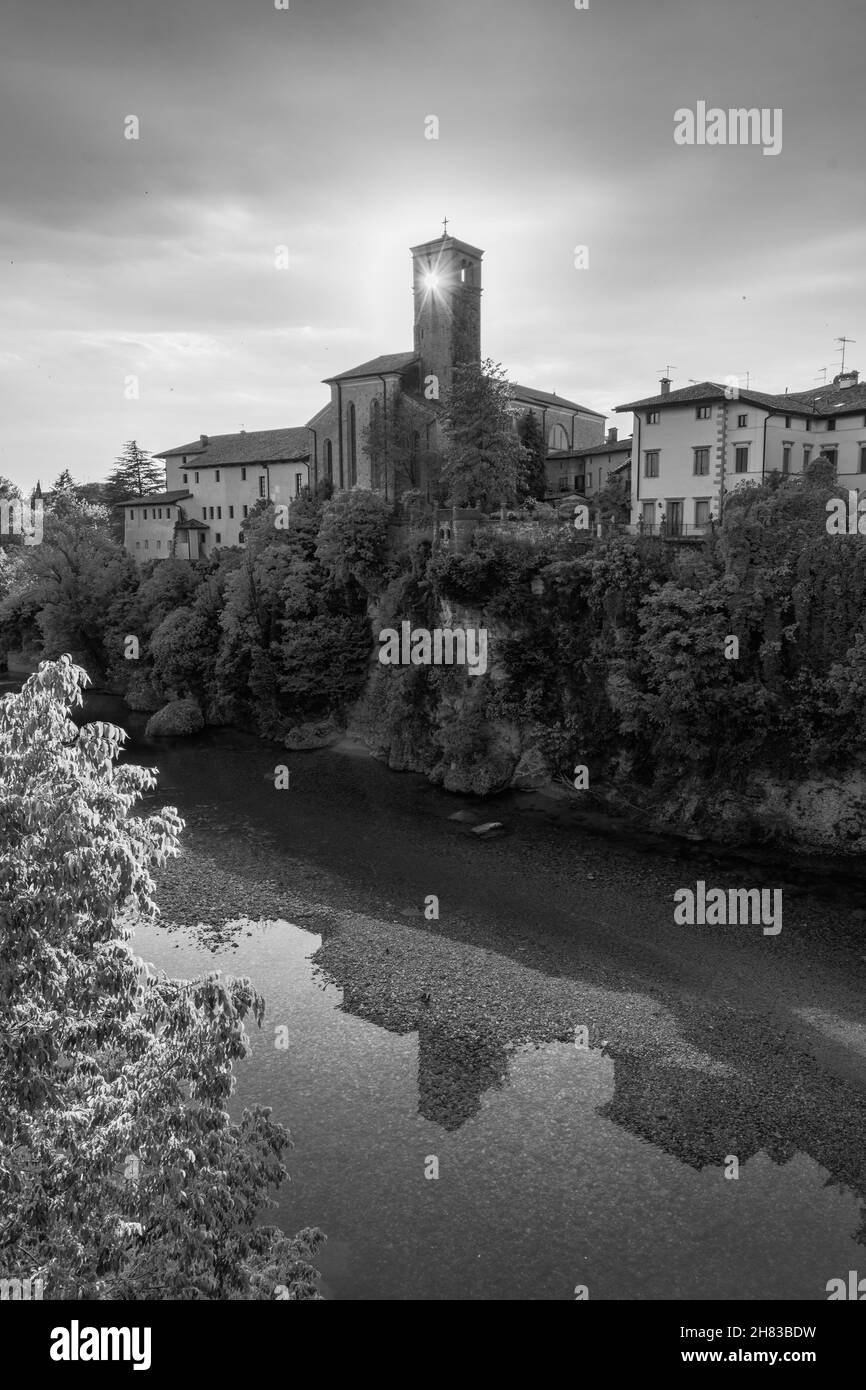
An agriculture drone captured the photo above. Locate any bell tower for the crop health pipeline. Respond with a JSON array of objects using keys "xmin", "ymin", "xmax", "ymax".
[{"xmin": 411, "ymin": 228, "xmax": 483, "ymax": 396}]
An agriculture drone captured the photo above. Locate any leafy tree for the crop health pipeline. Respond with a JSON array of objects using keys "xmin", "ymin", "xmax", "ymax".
[
  {"xmin": 315, "ymin": 490, "xmax": 393, "ymax": 594},
  {"xmin": 363, "ymin": 393, "xmax": 442, "ymax": 499},
  {"xmin": 516, "ymin": 410, "xmax": 547, "ymax": 501},
  {"xmin": 595, "ymin": 467, "xmax": 631, "ymax": 525},
  {"xmin": 0, "ymin": 657, "xmax": 324, "ymax": 1299},
  {"xmin": 0, "ymin": 496, "xmax": 136, "ymax": 678},
  {"xmin": 106, "ymin": 442, "xmax": 164, "ymax": 502},
  {"xmin": 0, "ymin": 477, "xmax": 22, "ymax": 500},
  {"xmin": 52, "ymin": 469, "xmax": 77, "ymax": 495},
  {"xmin": 441, "ymin": 359, "xmax": 527, "ymax": 509}
]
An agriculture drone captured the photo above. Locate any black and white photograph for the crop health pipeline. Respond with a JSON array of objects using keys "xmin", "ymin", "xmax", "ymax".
[{"xmin": 1, "ymin": 0, "xmax": 865, "ymax": 1351}]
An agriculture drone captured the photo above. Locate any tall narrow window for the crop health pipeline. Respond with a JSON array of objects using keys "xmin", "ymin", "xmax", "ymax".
[
  {"xmin": 693, "ymin": 447, "xmax": 710, "ymax": 475},
  {"xmin": 348, "ymin": 402, "xmax": 357, "ymax": 486},
  {"xmin": 325, "ymin": 439, "xmax": 333, "ymax": 480},
  {"xmin": 734, "ymin": 446, "xmax": 749, "ymax": 473},
  {"xmin": 258, "ymin": 476, "xmax": 266, "ymax": 497},
  {"xmin": 644, "ymin": 450, "xmax": 659, "ymax": 478},
  {"xmin": 803, "ymin": 445, "xmax": 812, "ymax": 468},
  {"xmin": 782, "ymin": 444, "xmax": 792, "ymax": 474}
]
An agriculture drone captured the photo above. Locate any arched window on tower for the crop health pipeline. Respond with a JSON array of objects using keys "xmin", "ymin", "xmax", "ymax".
[
  {"xmin": 347, "ymin": 403, "xmax": 357, "ymax": 486},
  {"xmin": 324, "ymin": 439, "xmax": 333, "ymax": 481}
]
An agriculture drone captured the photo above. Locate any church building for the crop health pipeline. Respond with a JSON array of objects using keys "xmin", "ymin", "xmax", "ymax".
[{"xmin": 123, "ymin": 230, "xmax": 604, "ymax": 561}]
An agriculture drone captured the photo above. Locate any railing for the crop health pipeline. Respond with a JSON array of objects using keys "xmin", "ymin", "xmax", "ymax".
[{"xmin": 626, "ymin": 522, "xmax": 714, "ymax": 538}]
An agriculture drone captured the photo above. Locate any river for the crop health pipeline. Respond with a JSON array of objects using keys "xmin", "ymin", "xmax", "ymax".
[{"xmin": 6, "ymin": 676, "xmax": 866, "ymax": 1300}]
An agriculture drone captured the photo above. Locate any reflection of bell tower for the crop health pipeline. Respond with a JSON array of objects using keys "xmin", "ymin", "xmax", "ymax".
[{"xmin": 411, "ymin": 230, "xmax": 483, "ymax": 396}]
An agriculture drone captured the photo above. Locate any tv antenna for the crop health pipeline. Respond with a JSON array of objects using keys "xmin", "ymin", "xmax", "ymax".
[{"xmin": 835, "ymin": 336, "xmax": 856, "ymax": 374}]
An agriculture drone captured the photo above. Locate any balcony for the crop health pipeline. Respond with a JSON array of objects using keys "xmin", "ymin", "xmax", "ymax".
[{"xmin": 628, "ymin": 521, "xmax": 714, "ymax": 540}]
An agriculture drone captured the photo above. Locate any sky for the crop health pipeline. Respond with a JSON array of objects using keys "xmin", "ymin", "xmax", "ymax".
[{"xmin": 1, "ymin": 0, "xmax": 864, "ymax": 490}]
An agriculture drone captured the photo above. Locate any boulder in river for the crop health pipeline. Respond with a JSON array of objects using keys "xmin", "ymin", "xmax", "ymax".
[
  {"xmin": 448, "ymin": 809, "xmax": 480, "ymax": 823},
  {"xmin": 145, "ymin": 698, "xmax": 205, "ymax": 738},
  {"xmin": 471, "ymin": 821, "xmax": 506, "ymax": 838}
]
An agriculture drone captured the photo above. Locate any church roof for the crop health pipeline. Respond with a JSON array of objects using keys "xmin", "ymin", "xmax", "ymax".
[
  {"xmin": 512, "ymin": 383, "xmax": 606, "ymax": 417},
  {"xmin": 154, "ymin": 427, "xmax": 310, "ymax": 465},
  {"xmin": 326, "ymin": 351, "xmax": 419, "ymax": 383},
  {"xmin": 306, "ymin": 403, "xmax": 332, "ymax": 428}
]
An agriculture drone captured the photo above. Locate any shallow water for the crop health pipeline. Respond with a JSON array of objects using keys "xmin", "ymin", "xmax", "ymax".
[
  {"xmin": 133, "ymin": 912, "xmax": 862, "ymax": 1301},
  {"xmin": 6, "ymin": 676, "xmax": 866, "ymax": 1300}
]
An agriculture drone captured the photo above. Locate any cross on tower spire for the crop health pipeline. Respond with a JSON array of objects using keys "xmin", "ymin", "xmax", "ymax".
[{"xmin": 441, "ymin": 216, "xmax": 449, "ymax": 237}]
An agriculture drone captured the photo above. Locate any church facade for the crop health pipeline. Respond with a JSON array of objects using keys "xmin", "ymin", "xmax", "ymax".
[{"xmin": 123, "ymin": 231, "xmax": 604, "ymax": 561}]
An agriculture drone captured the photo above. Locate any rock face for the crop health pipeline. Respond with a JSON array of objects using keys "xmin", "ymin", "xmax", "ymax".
[{"xmin": 145, "ymin": 698, "xmax": 205, "ymax": 738}]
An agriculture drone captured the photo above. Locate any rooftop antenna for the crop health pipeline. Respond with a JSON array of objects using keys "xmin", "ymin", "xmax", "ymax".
[
  {"xmin": 657, "ymin": 364, "xmax": 677, "ymax": 378},
  {"xmin": 815, "ymin": 367, "xmax": 828, "ymax": 385},
  {"xmin": 835, "ymin": 336, "xmax": 856, "ymax": 374}
]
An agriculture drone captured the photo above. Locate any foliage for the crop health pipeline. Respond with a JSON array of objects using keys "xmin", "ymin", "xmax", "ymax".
[
  {"xmin": 0, "ymin": 658, "xmax": 324, "ymax": 1299},
  {"xmin": 516, "ymin": 409, "xmax": 547, "ymax": 501},
  {"xmin": 362, "ymin": 392, "xmax": 442, "ymax": 498},
  {"xmin": 441, "ymin": 359, "xmax": 527, "ymax": 508},
  {"xmin": 105, "ymin": 442, "xmax": 164, "ymax": 502},
  {"xmin": 315, "ymin": 490, "xmax": 393, "ymax": 594}
]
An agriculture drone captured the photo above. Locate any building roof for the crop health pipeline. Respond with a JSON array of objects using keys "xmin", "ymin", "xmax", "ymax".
[
  {"xmin": 117, "ymin": 489, "xmax": 192, "ymax": 508},
  {"xmin": 177, "ymin": 517, "xmax": 210, "ymax": 530},
  {"xmin": 566, "ymin": 437, "xmax": 633, "ymax": 458},
  {"xmin": 326, "ymin": 351, "xmax": 419, "ymax": 383},
  {"xmin": 513, "ymin": 383, "xmax": 605, "ymax": 417},
  {"xmin": 155, "ymin": 427, "xmax": 310, "ymax": 465},
  {"xmin": 616, "ymin": 377, "xmax": 866, "ymax": 417}
]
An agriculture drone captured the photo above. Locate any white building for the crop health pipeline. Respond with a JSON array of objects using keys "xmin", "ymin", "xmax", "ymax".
[
  {"xmin": 615, "ymin": 370, "xmax": 866, "ymax": 535},
  {"xmin": 121, "ymin": 428, "xmax": 310, "ymax": 562}
]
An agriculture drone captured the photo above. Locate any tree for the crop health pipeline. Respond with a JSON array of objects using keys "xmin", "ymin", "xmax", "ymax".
[
  {"xmin": 0, "ymin": 495, "xmax": 136, "ymax": 678},
  {"xmin": 315, "ymin": 490, "xmax": 393, "ymax": 594},
  {"xmin": 52, "ymin": 469, "xmax": 77, "ymax": 495},
  {"xmin": 596, "ymin": 467, "xmax": 631, "ymax": 526},
  {"xmin": 362, "ymin": 393, "xmax": 441, "ymax": 499},
  {"xmin": 441, "ymin": 359, "xmax": 527, "ymax": 509},
  {"xmin": 516, "ymin": 410, "xmax": 547, "ymax": 501},
  {"xmin": 106, "ymin": 442, "xmax": 163, "ymax": 502},
  {"xmin": 0, "ymin": 477, "xmax": 21, "ymax": 500},
  {"xmin": 0, "ymin": 657, "xmax": 324, "ymax": 1299}
]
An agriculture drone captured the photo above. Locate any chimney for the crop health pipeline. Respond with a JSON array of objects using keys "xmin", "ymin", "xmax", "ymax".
[
  {"xmin": 660, "ymin": 377, "xmax": 671, "ymax": 396},
  {"xmin": 606, "ymin": 426, "xmax": 618, "ymax": 444},
  {"xmin": 832, "ymin": 369, "xmax": 859, "ymax": 389},
  {"xmin": 200, "ymin": 434, "xmax": 208, "ymax": 446}
]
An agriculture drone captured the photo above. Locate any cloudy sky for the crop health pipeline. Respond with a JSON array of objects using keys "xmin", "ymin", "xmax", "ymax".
[{"xmin": 1, "ymin": 0, "xmax": 864, "ymax": 490}]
